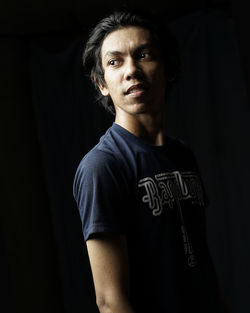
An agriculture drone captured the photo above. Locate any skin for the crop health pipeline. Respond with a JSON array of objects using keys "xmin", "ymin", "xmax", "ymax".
[
  {"xmin": 87, "ymin": 26, "xmax": 168, "ymax": 313},
  {"xmin": 86, "ymin": 233, "xmax": 134, "ymax": 313},
  {"xmin": 97, "ymin": 26, "xmax": 167, "ymax": 146},
  {"xmin": 87, "ymin": 26, "xmax": 230, "ymax": 313}
]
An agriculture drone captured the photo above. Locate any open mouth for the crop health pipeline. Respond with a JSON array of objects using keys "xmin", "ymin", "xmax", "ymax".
[{"xmin": 124, "ymin": 83, "xmax": 149, "ymax": 96}]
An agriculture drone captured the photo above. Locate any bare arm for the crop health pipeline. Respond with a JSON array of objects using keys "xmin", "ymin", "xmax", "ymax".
[{"xmin": 86, "ymin": 233, "xmax": 136, "ymax": 313}]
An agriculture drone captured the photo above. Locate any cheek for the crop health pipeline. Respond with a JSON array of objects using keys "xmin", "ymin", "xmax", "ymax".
[
  {"xmin": 150, "ymin": 65, "xmax": 166, "ymax": 87},
  {"xmin": 104, "ymin": 71, "xmax": 120, "ymax": 89},
  {"xmin": 147, "ymin": 62, "xmax": 165, "ymax": 79},
  {"xmin": 156, "ymin": 63, "xmax": 165, "ymax": 78}
]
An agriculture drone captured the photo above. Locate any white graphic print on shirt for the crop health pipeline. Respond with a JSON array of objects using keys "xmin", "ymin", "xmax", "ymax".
[{"xmin": 138, "ymin": 171, "xmax": 205, "ymax": 267}]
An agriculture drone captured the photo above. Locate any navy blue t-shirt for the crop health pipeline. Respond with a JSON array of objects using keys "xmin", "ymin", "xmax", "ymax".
[{"xmin": 73, "ymin": 123, "xmax": 221, "ymax": 313}]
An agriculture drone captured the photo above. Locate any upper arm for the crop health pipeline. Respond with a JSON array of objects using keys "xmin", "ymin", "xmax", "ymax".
[
  {"xmin": 73, "ymin": 152, "xmax": 129, "ymax": 242},
  {"xmin": 86, "ymin": 233, "xmax": 131, "ymax": 307}
]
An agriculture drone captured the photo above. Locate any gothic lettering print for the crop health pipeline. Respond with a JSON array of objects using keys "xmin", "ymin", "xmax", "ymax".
[
  {"xmin": 138, "ymin": 171, "xmax": 204, "ymax": 215},
  {"xmin": 138, "ymin": 177, "xmax": 163, "ymax": 216},
  {"xmin": 138, "ymin": 171, "xmax": 204, "ymax": 267}
]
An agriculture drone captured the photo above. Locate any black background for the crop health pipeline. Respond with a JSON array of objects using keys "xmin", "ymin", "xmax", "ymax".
[{"xmin": 1, "ymin": 1, "xmax": 250, "ymax": 313}]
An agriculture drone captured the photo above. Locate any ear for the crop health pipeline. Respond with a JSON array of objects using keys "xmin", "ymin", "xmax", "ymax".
[
  {"xmin": 166, "ymin": 71, "xmax": 177, "ymax": 82},
  {"xmin": 94, "ymin": 77, "xmax": 109, "ymax": 96}
]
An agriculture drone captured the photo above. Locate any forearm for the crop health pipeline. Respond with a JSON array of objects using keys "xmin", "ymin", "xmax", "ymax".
[
  {"xmin": 97, "ymin": 298, "xmax": 136, "ymax": 313},
  {"xmin": 86, "ymin": 234, "xmax": 135, "ymax": 313}
]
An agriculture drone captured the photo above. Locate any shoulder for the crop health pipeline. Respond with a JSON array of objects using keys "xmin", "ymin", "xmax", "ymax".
[
  {"xmin": 165, "ymin": 135, "xmax": 199, "ymax": 169},
  {"xmin": 81, "ymin": 147, "xmax": 117, "ymax": 170},
  {"xmin": 166, "ymin": 135, "xmax": 193, "ymax": 153},
  {"xmin": 76, "ymin": 125, "xmax": 124, "ymax": 174},
  {"xmin": 166, "ymin": 134, "xmax": 187, "ymax": 146},
  {"xmin": 73, "ymin": 145, "xmax": 128, "ymax": 196},
  {"xmin": 74, "ymin": 147, "xmax": 122, "ymax": 183}
]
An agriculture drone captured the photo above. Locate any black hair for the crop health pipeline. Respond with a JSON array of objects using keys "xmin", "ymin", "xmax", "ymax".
[{"xmin": 82, "ymin": 9, "xmax": 180, "ymax": 115}]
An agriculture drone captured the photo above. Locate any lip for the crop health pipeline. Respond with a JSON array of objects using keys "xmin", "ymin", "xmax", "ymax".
[{"xmin": 124, "ymin": 83, "xmax": 149, "ymax": 96}]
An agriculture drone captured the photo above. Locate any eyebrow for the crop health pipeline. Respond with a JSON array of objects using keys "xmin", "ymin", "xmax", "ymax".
[{"xmin": 103, "ymin": 43, "xmax": 153, "ymax": 59}]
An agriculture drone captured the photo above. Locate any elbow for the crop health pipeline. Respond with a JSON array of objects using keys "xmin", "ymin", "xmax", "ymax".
[
  {"xmin": 96, "ymin": 297, "xmax": 111, "ymax": 313},
  {"xmin": 96, "ymin": 294, "xmax": 131, "ymax": 313}
]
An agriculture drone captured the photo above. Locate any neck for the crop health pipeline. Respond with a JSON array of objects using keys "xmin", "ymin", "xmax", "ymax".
[{"xmin": 115, "ymin": 111, "xmax": 165, "ymax": 146}]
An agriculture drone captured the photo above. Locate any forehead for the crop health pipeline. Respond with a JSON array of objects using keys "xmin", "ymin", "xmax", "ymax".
[{"xmin": 101, "ymin": 26, "xmax": 153, "ymax": 59}]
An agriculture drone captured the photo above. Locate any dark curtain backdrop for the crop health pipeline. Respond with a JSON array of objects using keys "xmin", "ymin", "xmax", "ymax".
[{"xmin": 29, "ymin": 9, "xmax": 250, "ymax": 313}]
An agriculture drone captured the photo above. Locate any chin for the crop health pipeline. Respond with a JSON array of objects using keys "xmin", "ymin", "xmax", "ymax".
[
  {"xmin": 127, "ymin": 102, "xmax": 149, "ymax": 115},
  {"xmin": 133, "ymin": 101, "xmax": 163, "ymax": 115},
  {"xmin": 115, "ymin": 99, "xmax": 163, "ymax": 116}
]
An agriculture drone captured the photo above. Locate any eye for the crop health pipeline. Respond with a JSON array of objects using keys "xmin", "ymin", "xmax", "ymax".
[
  {"xmin": 140, "ymin": 52, "xmax": 149, "ymax": 59},
  {"xmin": 137, "ymin": 51, "xmax": 153, "ymax": 61},
  {"xmin": 108, "ymin": 59, "xmax": 121, "ymax": 66}
]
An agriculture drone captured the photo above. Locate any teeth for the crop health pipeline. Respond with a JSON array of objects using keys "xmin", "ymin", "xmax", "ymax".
[
  {"xmin": 130, "ymin": 89, "xmax": 141, "ymax": 93},
  {"xmin": 125, "ymin": 84, "xmax": 147, "ymax": 95}
]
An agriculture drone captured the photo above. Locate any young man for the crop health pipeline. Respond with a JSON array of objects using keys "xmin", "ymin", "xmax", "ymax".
[{"xmin": 73, "ymin": 10, "xmax": 228, "ymax": 313}]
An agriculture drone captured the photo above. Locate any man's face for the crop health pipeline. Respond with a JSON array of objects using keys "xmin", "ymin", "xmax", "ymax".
[{"xmin": 98, "ymin": 26, "xmax": 166, "ymax": 116}]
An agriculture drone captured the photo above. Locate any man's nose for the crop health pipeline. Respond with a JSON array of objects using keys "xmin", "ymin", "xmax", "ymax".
[{"xmin": 124, "ymin": 57, "xmax": 142, "ymax": 80}]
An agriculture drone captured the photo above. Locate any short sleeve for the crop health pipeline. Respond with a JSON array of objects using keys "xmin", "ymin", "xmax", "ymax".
[{"xmin": 73, "ymin": 150, "xmax": 129, "ymax": 241}]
